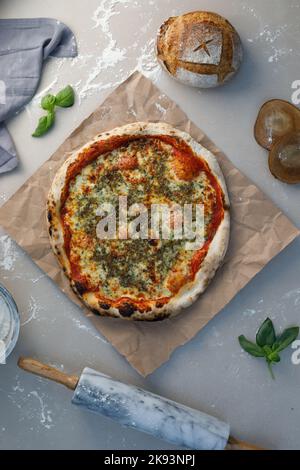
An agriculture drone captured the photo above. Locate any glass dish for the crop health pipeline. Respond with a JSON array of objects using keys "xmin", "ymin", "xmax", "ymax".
[{"xmin": 0, "ymin": 283, "xmax": 20, "ymax": 363}]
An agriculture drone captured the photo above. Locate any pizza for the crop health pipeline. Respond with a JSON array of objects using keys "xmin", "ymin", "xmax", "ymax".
[{"xmin": 47, "ymin": 122, "xmax": 230, "ymax": 321}]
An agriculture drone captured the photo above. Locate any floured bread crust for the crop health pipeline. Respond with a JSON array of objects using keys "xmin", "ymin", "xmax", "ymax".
[
  {"xmin": 47, "ymin": 122, "xmax": 230, "ymax": 321},
  {"xmin": 157, "ymin": 11, "xmax": 243, "ymax": 88}
]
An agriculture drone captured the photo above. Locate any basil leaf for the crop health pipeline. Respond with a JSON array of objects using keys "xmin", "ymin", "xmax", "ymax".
[
  {"xmin": 272, "ymin": 327, "xmax": 299, "ymax": 353},
  {"xmin": 262, "ymin": 345, "xmax": 273, "ymax": 356},
  {"xmin": 55, "ymin": 85, "xmax": 75, "ymax": 108},
  {"xmin": 41, "ymin": 94, "xmax": 56, "ymax": 112},
  {"xmin": 269, "ymin": 352, "xmax": 281, "ymax": 363},
  {"xmin": 238, "ymin": 335, "xmax": 265, "ymax": 357},
  {"xmin": 32, "ymin": 111, "xmax": 55, "ymax": 137},
  {"xmin": 256, "ymin": 317, "xmax": 276, "ymax": 347}
]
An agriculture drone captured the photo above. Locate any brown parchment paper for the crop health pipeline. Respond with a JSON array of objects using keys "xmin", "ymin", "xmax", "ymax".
[{"xmin": 0, "ymin": 71, "xmax": 299, "ymax": 376}]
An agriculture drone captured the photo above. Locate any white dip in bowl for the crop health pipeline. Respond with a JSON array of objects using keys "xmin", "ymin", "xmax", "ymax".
[{"xmin": 0, "ymin": 284, "xmax": 20, "ymax": 363}]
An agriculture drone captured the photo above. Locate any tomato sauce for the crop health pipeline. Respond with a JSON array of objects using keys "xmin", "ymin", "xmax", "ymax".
[{"xmin": 61, "ymin": 134, "xmax": 225, "ymax": 307}]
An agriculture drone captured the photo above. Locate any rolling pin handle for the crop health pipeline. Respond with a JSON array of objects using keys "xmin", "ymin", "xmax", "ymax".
[
  {"xmin": 18, "ymin": 357, "xmax": 79, "ymax": 390},
  {"xmin": 226, "ymin": 435, "xmax": 264, "ymax": 450}
]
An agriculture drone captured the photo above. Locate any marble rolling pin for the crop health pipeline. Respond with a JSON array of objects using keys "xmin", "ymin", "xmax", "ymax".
[{"xmin": 18, "ymin": 358, "xmax": 261, "ymax": 450}]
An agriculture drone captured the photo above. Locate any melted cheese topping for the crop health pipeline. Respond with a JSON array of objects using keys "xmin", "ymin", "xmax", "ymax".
[{"xmin": 62, "ymin": 137, "xmax": 221, "ymax": 302}]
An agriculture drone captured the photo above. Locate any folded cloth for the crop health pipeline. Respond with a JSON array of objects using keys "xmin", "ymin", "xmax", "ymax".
[{"xmin": 0, "ymin": 18, "xmax": 77, "ymax": 174}]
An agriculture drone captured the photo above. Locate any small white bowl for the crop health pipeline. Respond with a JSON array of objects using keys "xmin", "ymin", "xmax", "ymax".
[{"xmin": 0, "ymin": 283, "xmax": 20, "ymax": 363}]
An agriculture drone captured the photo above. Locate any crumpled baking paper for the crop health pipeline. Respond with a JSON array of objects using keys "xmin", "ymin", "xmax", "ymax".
[{"xmin": 0, "ymin": 71, "xmax": 298, "ymax": 376}]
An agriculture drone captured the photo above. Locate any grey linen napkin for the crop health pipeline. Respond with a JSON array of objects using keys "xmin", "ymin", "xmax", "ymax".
[{"xmin": 0, "ymin": 18, "xmax": 77, "ymax": 174}]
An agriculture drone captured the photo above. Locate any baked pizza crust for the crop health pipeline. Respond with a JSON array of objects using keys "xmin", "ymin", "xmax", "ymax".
[{"xmin": 47, "ymin": 122, "xmax": 230, "ymax": 321}]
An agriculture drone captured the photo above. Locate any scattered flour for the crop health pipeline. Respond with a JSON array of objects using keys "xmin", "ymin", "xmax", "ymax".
[
  {"xmin": 21, "ymin": 295, "xmax": 41, "ymax": 326},
  {"xmin": 78, "ymin": 0, "xmax": 132, "ymax": 100},
  {"xmin": 69, "ymin": 53, "xmax": 94, "ymax": 70},
  {"xmin": 136, "ymin": 38, "xmax": 161, "ymax": 81},
  {"xmin": 155, "ymin": 102, "xmax": 167, "ymax": 115},
  {"xmin": 241, "ymin": 2, "xmax": 266, "ymax": 27},
  {"xmin": 282, "ymin": 288, "xmax": 300, "ymax": 304},
  {"xmin": 35, "ymin": 1, "xmax": 161, "ymax": 104},
  {"xmin": 268, "ymin": 48, "xmax": 294, "ymax": 63},
  {"xmin": 247, "ymin": 22, "xmax": 294, "ymax": 64},
  {"xmin": 29, "ymin": 391, "xmax": 54, "ymax": 430},
  {"xmin": 255, "ymin": 24, "xmax": 289, "ymax": 44},
  {"xmin": 6, "ymin": 376, "xmax": 54, "ymax": 430},
  {"xmin": 241, "ymin": 289, "xmax": 300, "ymax": 334},
  {"xmin": 0, "ymin": 193, "xmax": 8, "ymax": 204},
  {"xmin": 30, "ymin": 273, "xmax": 47, "ymax": 284},
  {"xmin": 242, "ymin": 308, "xmax": 258, "ymax": 317},
  {"xmin": 72, "ymin": 316, "xmax": 109, "ymax": 344},
  {"xmin": 12, "ymin": 380, "xmax": 24, "ymax": 394},
  {"xmin": 78, "ymin": 44, "xmax": 126, "ymax": 99},
  {"xmin": 127, "ymin": 106, "xmax": 137, "ymax": 118},
  {"xmin": 72, "ymin": 316, "xmax": 92, "ymax": 332},
  {"xmin": 0, "ymin": 235, "xmax": 18, "ymax": 271},
  {"xmin": 91, "ymin": 0, "xmax": 130, "ymax": 30}
]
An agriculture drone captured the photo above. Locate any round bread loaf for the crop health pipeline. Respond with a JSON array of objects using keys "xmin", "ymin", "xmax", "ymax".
[{"xmin": 157, "ymin": 11, "xmax": 243, "ymax": 88}]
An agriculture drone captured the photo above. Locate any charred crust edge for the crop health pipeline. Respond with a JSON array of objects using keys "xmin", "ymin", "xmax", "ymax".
[
  {"xmin": 47, "ymin": 210, "xmax": 53, "ymax": 223},
  {"xmin": 118, "ymin": 303, "xmax": 135, "ymax": 318},
  {"xmin": 99, "ymin": 303, "xmax": 111, "ymax": 310},
  {"xmin": 73, "ymin": 281, "xmax": 87, "ymax": 296}
]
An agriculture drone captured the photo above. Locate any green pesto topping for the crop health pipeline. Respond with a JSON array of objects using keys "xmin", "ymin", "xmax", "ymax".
[{"xmin": 65, "ymin": 138, "xmax": 213, "ymax": 298}]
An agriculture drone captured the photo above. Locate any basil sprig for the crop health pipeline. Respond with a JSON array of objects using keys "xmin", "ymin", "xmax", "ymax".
[
  {"xmin": 32, "ymin": 85, "xmax": 75, "ymax": 137},
  {"xmin": 239, "ymin": 318, "xmax": 299, "ymax": 379}
]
